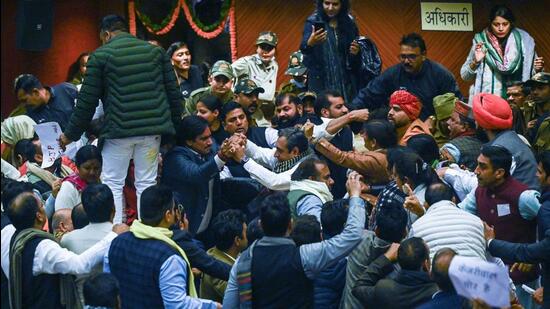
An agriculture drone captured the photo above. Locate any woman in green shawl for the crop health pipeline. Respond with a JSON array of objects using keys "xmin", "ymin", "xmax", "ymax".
[{"xmin": 461, "ymin": 5, "xmax": 544, "ymax": 102}]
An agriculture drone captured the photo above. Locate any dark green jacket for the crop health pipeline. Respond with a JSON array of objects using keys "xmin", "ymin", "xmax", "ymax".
[{"xmin": 64, "ymin": 32, "xmax": 182, "ymax": 141}]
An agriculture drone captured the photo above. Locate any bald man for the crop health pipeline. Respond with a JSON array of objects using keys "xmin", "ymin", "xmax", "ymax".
[
  {"xmin": 417, "ymin": 248, "xmax": 469, "ymax": 308},
  {"xmin": 1, "ymin": 192, "xmax": 127, "ymax": 309},
  {"xmin": 51, "ymin": 208, "xmax": 73, "ymax": 239}
]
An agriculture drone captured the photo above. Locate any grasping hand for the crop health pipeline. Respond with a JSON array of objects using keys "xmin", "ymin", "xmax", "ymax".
[
  {"xmin": 348, "ymin": 109, "xmax": 370, "ymax": 123},
  {"xmin": 229, "ymin": 133, "xmax": 247, "ymax": 147},
  {"xmin": 302, "ymin": 120, "xmax": 314, "ymax": 141},
  {"xmin": 112, "ymin": 223, "xmax": 130, "ymax": 234},
  {"xmin": 534, "ymin": 57, "xmax": 544, "ymax": 72},
  {"xmin": 483, "ymin": 222, "xmax": 495, "ymax": 241},
  {"xmin": 384, "ymin": 243, "xmax": 400, "ymax": 262},
  {"xmin": 219, "ymin": 139, "xmax": 233, "ymax": 162},
  {"xmin": 51, "ymin": 179, "xmax": 62, "ymax": 198},
  {"xmin": 532, "ymin": 287, "xmax": 543, "ymax": 305},
  {"xmin": 59, "ymin": 133, "xmax": 72, "ymax": 151},
  {"xmin": 510, "ymin": 262, "xmax": 534, "ymax": 273},
  {"xmin": 228, "ymin": 141, "xmax": 245, "ymax": 162},
  {"xmin": 402, "ymin": 183, "xmax": 425, "ymax": 217},
  {"xmin": 307, "ymin": 25, "xmax": 327, "ymax": 47},
  {"xmin": 346, "ymin": 171, "xmax": 363, "ymax": 197}
]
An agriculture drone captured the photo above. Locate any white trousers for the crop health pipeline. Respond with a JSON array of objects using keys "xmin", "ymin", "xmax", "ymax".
[{"xmin": 101, "ymin": 135, "xmax": 160, "ymax": 223}]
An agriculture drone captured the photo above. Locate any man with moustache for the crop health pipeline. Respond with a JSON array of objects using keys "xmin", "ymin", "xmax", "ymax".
[
  {"xmin": 233, "ymin": 78, "xmax": 265, "ymax": 127},
  {"xmin": 506, "ymin": 81, "xmax": 531, "ymax": 135},
  {"xmin": 459, "ymin": 145, "xmax": 541, "ymax": 308},
  {"xmin": 161, "ymin": 116, "xmax": 229, "ymax": 237},
  {"xmin": 350, "ymin": 33, "xmax": 461, "ymax": 120},
  {"xmin": 386, "ymin": 90, "xmax": 431, "ymax": 146}
]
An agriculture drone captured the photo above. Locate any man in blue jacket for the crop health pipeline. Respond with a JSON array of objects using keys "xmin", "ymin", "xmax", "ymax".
[{"xmin": 161, "ymin": 116, "xmax": 229, "ymax": 242}]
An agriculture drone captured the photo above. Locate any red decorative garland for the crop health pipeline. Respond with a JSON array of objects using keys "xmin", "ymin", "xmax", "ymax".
[
  {"xmin": 229, "ymin": 4, "xmax": 237, "ymax": 61},
  {"xmin": 128, "ymin": 0, "xmax": 137, "ymax": 35},
  {"xmin": 135, "ymin": 0, "xmax": 181, "ymax": 35},
  {"xmin": 128, "ymin": 0, "xmax": 233, "ymax": 41}
]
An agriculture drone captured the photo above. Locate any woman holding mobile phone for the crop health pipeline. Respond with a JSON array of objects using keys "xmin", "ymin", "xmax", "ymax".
[{"xmin": 300, "ymin": 0, "xmax": 360, "ymax": 103}]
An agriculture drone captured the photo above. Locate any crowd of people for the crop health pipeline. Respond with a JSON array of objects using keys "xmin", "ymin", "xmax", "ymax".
[{"xmin": 1, "ymin": 0, "xmax": 549, "ymax": 308}]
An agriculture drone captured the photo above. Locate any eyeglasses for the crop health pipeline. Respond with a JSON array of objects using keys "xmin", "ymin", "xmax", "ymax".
[{"xmin": 399, "ymin": 54, "xmax": 419, "ymax": 61}]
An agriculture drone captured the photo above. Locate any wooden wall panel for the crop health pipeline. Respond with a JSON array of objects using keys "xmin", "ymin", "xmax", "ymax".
[{"xmin": 235, "ymin": 0, "xmax": 550, "ymax": 100}]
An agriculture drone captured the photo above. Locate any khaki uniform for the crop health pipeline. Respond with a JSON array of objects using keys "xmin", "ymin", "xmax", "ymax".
[
  {"xmin": 184, "ymin": 86, "xmax": 234, "ymax": 116},
  {"xmin": 534, "ymin": 116, "xmax": 550, "ymax": 155},
  {"xmin": 232, "ymin": 55, "xmax": 278, "ymax": 103},
  {"xmin": 199, "ymin": 247, "xmax": 235, "ymax": 303},
  {"xmin": 279, "ymin": 81, "xmax": 306, "ymax": 96}
]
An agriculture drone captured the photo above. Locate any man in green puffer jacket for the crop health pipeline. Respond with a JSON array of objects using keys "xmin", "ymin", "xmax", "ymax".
[{"xmin": 60, "ymin": 15, "xmax": 182, "ymax": 224}]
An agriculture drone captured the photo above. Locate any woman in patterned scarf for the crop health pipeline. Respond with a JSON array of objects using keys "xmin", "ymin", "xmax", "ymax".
[{"xmin": 461, "ymin": 5, "xmax": 544, "ymax": 102}]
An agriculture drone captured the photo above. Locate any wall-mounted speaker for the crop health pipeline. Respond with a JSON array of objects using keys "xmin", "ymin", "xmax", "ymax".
[{"xmin": 16, "ymin": 0, "xmax": 54, "ymax": 51}]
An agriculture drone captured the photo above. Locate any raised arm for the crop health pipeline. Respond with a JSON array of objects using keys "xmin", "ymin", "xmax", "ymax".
[
  {"xmin": 243, "ymin": 159, "xmax": 291, "ymax": 191},
  {"xmin": 34, "ymin": 232, "xmax": 117, "ymax": 275},
  {"xmin": 64, "ymin": 52, "xmax": 104, "ymax": 141},
  {"xmin": 315, "ymin": 138, "xmax": 386, "ymax": 178},
  {"xmin": 245, "ymin": 140, "xmax": 277, "ymax": 169},
  {"xmin": 299, "ymin": 174, "xmax": 365, "ymax": 278}
]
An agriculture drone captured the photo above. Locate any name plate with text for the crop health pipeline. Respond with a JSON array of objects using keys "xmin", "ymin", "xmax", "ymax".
[{"xmin": 421, "ymin": 2, "xmax": 473, "ymax": 31}]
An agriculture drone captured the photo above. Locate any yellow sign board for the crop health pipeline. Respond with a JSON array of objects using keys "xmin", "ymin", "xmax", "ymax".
[{"xmin": 421, "ymin": 2, "xmax": 473, "ymax": 31}]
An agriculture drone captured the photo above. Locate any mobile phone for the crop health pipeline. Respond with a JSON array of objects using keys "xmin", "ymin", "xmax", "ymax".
[
  {"xmin": 355, "ymin": 36, "xmax": 368, "ymax": 43},
  {"xmin": 314, "ymin": 21, "xmax": 325, "ymax": 32},
  {"xmin": 521, "ymin": 284, "xmax": 535, "ymax": 295}
]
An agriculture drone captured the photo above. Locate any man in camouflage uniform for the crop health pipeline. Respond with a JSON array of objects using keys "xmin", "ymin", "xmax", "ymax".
[
  {"xmin": 232, "ymin": 31, "xmax": 279, "ymax": 126},
  {"xmin": 234, "ymin": 78, "xmax": 264, "ymax": 127},
  {"xmin": 279, "ymin": 51, "xmax": 308, "ymax": 96},
  {"xmin": 525, "ymin": 72, "xmax": 550, "ymax": 155},
  {"xmin": 185, "ymin": 60, "xmax": 234, "ymax": 115}
]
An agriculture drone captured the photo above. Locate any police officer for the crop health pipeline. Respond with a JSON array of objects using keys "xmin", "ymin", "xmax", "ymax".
[
  {"xmin": 280, "ymin": 51, "xmax": 308, "ymax": 96},
  {"xmin": 185, "ymin": 60, "xmax": 235, "ymax": 115},
  {"xmin": 232, "ymin": 31, "xmax": 279, "ymax": 126}
]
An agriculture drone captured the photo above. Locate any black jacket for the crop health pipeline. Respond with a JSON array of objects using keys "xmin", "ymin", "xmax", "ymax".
[
  {"xmin": 161, "ymin": 145, "xmax": 222, "ymax": 236},
  {"xmin": 350, "ymin": 59, "xmax": 461, "ymax": 120},
  {"xmin": 171, "ymin": 229, "xmax": 230, "ymax": 281},
  {"xmin": 352, "ymin": 254, "xmax": 438, "ymax": 308}
]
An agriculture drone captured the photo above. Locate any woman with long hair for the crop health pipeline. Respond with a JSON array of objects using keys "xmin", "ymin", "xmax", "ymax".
[
  {"xmin": 461, "ymin": 5, "xmax": 544, "ymax": 101},
  {"xmin": 300, "ymin": 0, "xmax": 361, "ymax": 103},
  {"xmin": 66, "ymin": 52, "xmax": 90, "ymax": 85},
  {"xmin": 393, "ymin": 151, "xmax": 441, "ymax": 227},
  {"xmin": 195, "ymin": 95, "xmax": 223, "ymax": 140}
]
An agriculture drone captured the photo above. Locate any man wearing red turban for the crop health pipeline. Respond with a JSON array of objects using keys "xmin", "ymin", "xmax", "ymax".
[
  {"xmin": 472, "ymin": 93, "xmax": 539, "ymax": 190},
  {"xmin": 388, "ymin": 90, "xmax": 432, "ymax": 145}
]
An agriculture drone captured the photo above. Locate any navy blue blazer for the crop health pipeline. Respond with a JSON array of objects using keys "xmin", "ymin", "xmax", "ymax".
[{"xmin": 161, "ymin": 145, "xmax": 221, "ymax": 236}]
